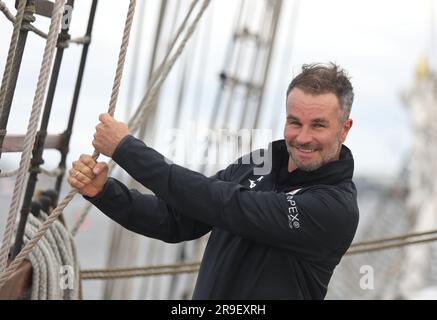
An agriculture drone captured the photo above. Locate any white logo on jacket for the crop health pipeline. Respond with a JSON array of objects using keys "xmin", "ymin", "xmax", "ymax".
[
  {"xmin": 248, "ymin": 176, "xmax": 264, "ymax": 189},
  {"xmin": 286, "ymin": 189, "xmax": 301, "ymax": 229}
]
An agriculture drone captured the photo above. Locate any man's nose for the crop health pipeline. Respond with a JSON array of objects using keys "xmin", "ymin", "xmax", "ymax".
[{"xmin": 295, "ymin": 126, "xmax": 313, "ymax": 145}]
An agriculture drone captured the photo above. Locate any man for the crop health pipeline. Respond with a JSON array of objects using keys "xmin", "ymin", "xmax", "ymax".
[{"xmin": 68, "ymin": 62, "xmax": 359, "ymax": 299}]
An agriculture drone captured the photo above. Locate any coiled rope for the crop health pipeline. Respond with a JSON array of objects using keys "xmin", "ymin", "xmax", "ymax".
[
  {"xmin": 23, "ymin": 212, "xmax": 79, "ymax": 299},
  {"xmin": 0, "ymin": 0, "xmax": 137, "ymax": 289}
]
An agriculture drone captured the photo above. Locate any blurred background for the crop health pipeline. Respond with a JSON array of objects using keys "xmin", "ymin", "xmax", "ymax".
[{"xmin": 0, "ymin": 0, "xmax": 436, "ymax": 299}]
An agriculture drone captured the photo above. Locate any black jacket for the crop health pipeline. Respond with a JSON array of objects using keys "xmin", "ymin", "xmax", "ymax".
[{"xmin": 87, "ymin": 135, "xmax": 359, "ymax": 299}]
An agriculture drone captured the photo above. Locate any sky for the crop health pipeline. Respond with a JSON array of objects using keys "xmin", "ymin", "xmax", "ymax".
[{"xmin": 0, "ymin": 0, "xmax": 434, "ymax": 182}]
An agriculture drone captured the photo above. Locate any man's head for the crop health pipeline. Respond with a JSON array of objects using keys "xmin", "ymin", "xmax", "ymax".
[{"xmin": 284, "ymin": 63, "xmax": 354, "ymax": 172}]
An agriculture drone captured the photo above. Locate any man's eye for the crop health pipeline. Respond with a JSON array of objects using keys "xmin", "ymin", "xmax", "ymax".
[
  {"xmin": 314, "ymin": 123, "xmax": 326, "ymax": 128},
  {"xmin": 289, "ymin": 121, "xmax": 300, "ymax": 126}
]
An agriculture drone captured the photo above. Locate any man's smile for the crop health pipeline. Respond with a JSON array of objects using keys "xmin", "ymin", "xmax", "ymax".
[{"xmin": 293, "ymin": 145, "xmax": 320, "ymax": 156}]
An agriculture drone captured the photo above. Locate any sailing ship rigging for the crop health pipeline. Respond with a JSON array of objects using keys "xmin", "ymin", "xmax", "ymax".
[{"xmin": 0, "ymin": 0, "xmax": 436, "ymax": 300}]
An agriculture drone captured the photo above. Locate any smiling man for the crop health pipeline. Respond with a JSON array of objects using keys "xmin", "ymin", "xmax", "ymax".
[
  {"xmin": 285, "ymin": 64, "xmax": 354, "ymax": 173},
  {"xmin": 68, "ymin": 62, "xmax": 359, "ymax": 299}
]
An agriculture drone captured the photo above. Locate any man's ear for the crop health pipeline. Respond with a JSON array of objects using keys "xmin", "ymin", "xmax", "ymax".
[{"xmin": 340, "ymin": 119, "xmax": 353, "ymax": 143}]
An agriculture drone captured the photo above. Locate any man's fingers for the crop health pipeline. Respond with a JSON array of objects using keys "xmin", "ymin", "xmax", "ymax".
[
  {"xmin": 68, "ymin": 156, "xmax": 108, "ymax": 197},
  {"xmin": 99, "ymin": 113, "xmax": 113, "ymax": 124},
  {"xmin": 95, "ymin": 123, "xmax": 104, "ymax": 132},
  {"xmin": 67, "ymin": 175, "xmax": 85, "ymax": 189},
  {"xmin": 79, "ymin": 154, "xmax": 96, "ymax": 167},
  {"xmin": 72, "ymin": 159, "xmax": 95, "ymax": 180},
  {"xmin": 72, "ymin": 168, "xmax": 93, "ymax": 184},
  {"xmin": 93, "ymin": 162, "xmax": 108, "ymax": 175}
]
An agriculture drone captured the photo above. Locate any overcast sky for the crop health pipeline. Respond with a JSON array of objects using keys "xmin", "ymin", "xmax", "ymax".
[{"xmin": 0, "ymin": 0, "xmax": 434, "ymax": 183}]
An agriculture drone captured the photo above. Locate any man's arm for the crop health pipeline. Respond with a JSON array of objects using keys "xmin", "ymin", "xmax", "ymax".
[
  {"xmin": 68, "ymin": 151, "xmax": 230, "ymax": 244},
  {"xmin": 85, "ymin": 177, "xmax": 212, "ymax": 243},
  {"xmin": 112, "ymin": 135, "xmax": 358, "ymax": 261}
]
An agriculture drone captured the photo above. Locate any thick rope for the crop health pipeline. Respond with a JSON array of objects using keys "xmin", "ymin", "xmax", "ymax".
[
  {"xmin": 27, "ymin": 216, "xmax": 61, "ymax": 299},
  {"xmin": 0, "ymin": 0, "xmax": 137, "ymax": 290},
  {"xmin": 36, "ymin": 212, "xmax": 79, "ymax": 299},
  {"xmin": 350, "ymin": 228, "xmax": 437, "ymax": 248},
  {"xmin": 22, "ymin": 213, "xmax": 79, "ymax": 299},
  {"xmin": 81, "ymin": 267, "xmax": 199, "ymax": 280},
  {"xmin": 71, "ymin": 0, "xmax": 212, "ymax": 235},
  {"xmin": 0, "ymin": 0, "xmax": 66, "ymax": 274},
  {"xmin": 24, "ymin": 229, "xmax": 46, "ymax": 299},
  {"xmin": 84, "ymin": 261, "xmax": 201, "ymax": 274},
  {"xmin": 21, "ymin": 21, "xmax": 48, "ymax": 39},
  {"xmin": 25, "ymin": 219, "xmax": 58, "ymax": 299},
  {"xmin": 0, "ymin": 166, "xmax": 64, "ymax": 178},
  {"xmin": 107, "ymin": 0, "xmax": 137, "ymax": 117},
  {"xmin": 0, "ymin": 169, "xmax": 19, "ymax": 178},
  {"xmin": 70, "ymin": 0, "xmax": 202, "ymax": 233},
  {"xmin": 28, "ymin": 215, "xmax": 63, "ymax": 268},
  {"xmin": 0, "ymin": 0, "xmax": 26, "ymax": 117},
  {"xmin": 26, "ymin": 248, "xmax": 41, "ymax": 299},
  {"xmin": 346, "ymin": 233, "xmax": 437, "ymax": 255},
  {"xmin": 81, "ymin": 262, "xmax": 201, "ymax": 280}
]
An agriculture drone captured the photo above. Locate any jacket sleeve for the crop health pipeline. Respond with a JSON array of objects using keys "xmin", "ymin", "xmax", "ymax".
[
  {"xmin": 111, "ymin": 135, "xmax": 358, "ymax": 260},
  {"xmin": 85, "ymin": 177, "xmax": 213, "ymax": 243}
]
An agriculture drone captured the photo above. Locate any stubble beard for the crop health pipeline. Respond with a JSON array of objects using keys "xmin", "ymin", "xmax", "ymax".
[{"xmin": 287, "ymin": 133, "xmax": 342, "ymax": 172}]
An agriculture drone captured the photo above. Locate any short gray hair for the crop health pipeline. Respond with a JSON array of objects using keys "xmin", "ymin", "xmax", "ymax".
[{"xmin": 287, "ymin": 62, "xmax": 354, "ymax": 120}]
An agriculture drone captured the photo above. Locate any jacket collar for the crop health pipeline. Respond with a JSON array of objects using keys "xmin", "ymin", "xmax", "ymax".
[{"xmin": 267, "ymin": 139, "xmax": 355, "ymax": 191}]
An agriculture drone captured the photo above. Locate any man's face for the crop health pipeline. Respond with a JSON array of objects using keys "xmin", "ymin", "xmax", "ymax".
[{"xmin": 284, "ymin": 87, "xmax": 352, "ymax": 172}]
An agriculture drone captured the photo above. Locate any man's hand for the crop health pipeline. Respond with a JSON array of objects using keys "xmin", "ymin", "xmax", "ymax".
[
  {"xmin": 68, "ymin": 154, "xmax": 109, "ymax": 197},
  {"xmin": 93, "ymin": 113, "xmax": 129, "ymax": 157}
]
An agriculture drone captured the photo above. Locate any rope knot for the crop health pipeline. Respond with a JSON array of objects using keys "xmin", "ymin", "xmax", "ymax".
[{"xmin": 57, "ymin": 32, "xmax": 71, "ymax": 49}]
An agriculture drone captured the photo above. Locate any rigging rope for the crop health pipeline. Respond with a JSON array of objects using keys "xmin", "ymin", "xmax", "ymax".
[
  {"xmin": 81, "ymin": 230, "xmax": 437, "ymax": 281},
  {"xmin": 81, "ymin": 262, "xmax": 201, "ymax": 280},
  {"xmin": 0, "ymin": 0, "xmax": 46, "ymax": 39},
  {"xmin": 0, "ymin": 167, "xmax": 64, "ymax": 178},
  {"xmin": 1, "ymin": 1, "xmax": 92, "ymax": 44},
  {"xmin": 144, "ymin": 0, "xmax": 201, "ymax": 92},
  {"xmin": 346, "ymin": 229, "xmax": 437, "ymax": 255},
  {"xmin": 0, "ymin": 0, "xmax": 15, "ymax": 21},
  {"xmin": 0, "ymin": 0, "xmax": 66, "ymax": 274},
  {"xmin": 0, "ymin": 0, "xmax": 137, "ymax": 289},
  {"xmin": 70, "ymin": 0, "xmax": 200, "ymax": 232},
  {"xmin": 350, "ymin": 228, "xmax": 437, "ymax": 247},
  {"xmin": 70, "ymin": 0, "xmax": 212, "ymax": 236},
  {"xmin": 0, "ymin": 0, "xmax": 26, "ymax": 118},
  {"xmin": 129, "ymin": 0, "xmax": 211, "ymax": 134}
]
